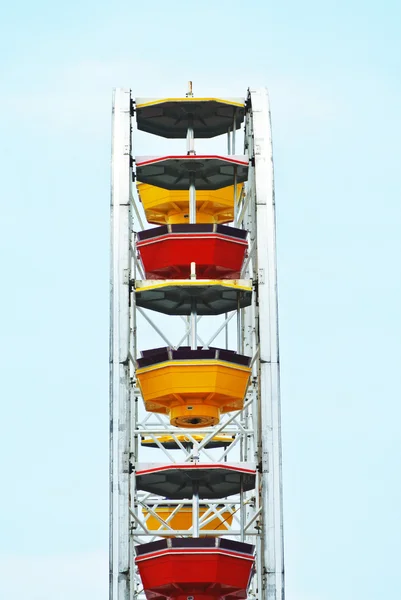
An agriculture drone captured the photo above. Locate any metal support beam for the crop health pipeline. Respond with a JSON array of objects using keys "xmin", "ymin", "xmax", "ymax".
[
  {"xmin": 110, "ymin": 88, "xmax": 132, "ymax": 600},
  {"xmin": 250, "ymin": 88, "xmax": 285, "ymax": 600}
]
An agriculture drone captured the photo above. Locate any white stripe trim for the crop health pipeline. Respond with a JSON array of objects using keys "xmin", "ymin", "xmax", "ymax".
[{"xmin": 136, "ymin": 549, "xmax": 254, "ymax": 563}]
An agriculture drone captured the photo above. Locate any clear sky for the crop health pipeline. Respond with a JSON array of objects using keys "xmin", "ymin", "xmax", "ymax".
[{"xmin": 0, "ymin": 0, "xmax": 400, "ymax": 598}]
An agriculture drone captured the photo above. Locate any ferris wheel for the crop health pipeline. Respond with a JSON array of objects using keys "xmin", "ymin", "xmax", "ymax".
[{"xmin": 110, "ymin": 85, "xmax": 285, "ymax": 600}]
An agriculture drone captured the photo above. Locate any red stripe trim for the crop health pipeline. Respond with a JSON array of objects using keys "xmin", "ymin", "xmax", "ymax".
[
  {"xmin": 136, "ymin": 155, "xmax": 249, "ymax": 167},
  {"xmin": 136, "ymin": 463, "xmax": 255, "ymax": 476},
  {"xmin": 135, "ymin": 548, "xmax": 254, "ymax": 563},
  {"xmin": 137, "ymin": 234, "xmax": 248, "ymax": 248}
]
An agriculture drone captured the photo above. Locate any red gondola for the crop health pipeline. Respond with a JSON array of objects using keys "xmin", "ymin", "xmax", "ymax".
[
  {"xmin": 136, "ymin": 538, "xmax": 255, "ymax": 600},
  {"xmin": 137, "ymin": 224, "xmax": 248, "ymax": 280}
]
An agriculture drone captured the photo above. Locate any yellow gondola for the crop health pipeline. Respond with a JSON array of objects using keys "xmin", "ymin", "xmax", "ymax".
[
  {"xmin": 137, "ymin": 182, "xmax": 244, "ymax": 225},
  {"xmin": 136, "ymin": 351, "xmax": 251, "ymax": 427}
]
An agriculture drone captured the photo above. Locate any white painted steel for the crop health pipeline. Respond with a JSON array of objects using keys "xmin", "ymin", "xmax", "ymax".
[
  {"xmin": 186, "ymin": 123, "xmax": 195, "ymax": 154},
  {"xmin": 249, "ymin": 88, "xmax": 285, "ymax": 600},
  {"xmin": 110, "ymin": 89, "xmax": 132, "ymax": 600},
  {"xmin": 192, "ymin": 481, "xmax": 200, "ymax": 537},
  {"xmin": 189, "ymin": 172, "xmax": 196, "ymax": 224}
]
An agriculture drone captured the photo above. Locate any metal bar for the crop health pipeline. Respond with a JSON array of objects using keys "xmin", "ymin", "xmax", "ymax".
[
  {"xmin": 240, "ymin": 478, "xmax": 245, "ymax": 542},
  {"xmin": 189, "ymin": 171, "xmax": 196, "ymax": 224},
  {"xmin": 134, "ymin": 427, "xmax": 254, "ymax": 435},
  {"xmin": 233, "ymin": 166, "xmax": 238, "ymax": 223},
  {"xmin": 176, "ymin": 315, "xmax": 205, "ymax": 348},
  {"xmin": 137, "ymin": 432, "xmax": 177, "ymax": 464},
  {"xmin": 130, "ymin": 282, "xmax": 138, "ymax": 600},
  {"xmin": 137, "ymin": 424, "xmax": 187, "ymax": 457},
  {"xmin": 233, "ymin": 108, "xmax": 237, "ymax": 225},
  {"xmin": 190, "ymin": 262, "xmax": 197, "ymax": 350},
  {"xmin": 159, "ymin": 431, "xmax": 189, "ymax": 456},
  {"xmin": 141, "ymin": 499, "xmax": 241, "ymax": 506},
  {"xmin": 250, "ymin": 347, "xmax": 260, "ymax": 370},
  {"xmin": 184, "ymin": 396, "xmax": 253, "ymax": 460},
  {"xmin": 240, "ymin": 242, "xmax": 255, "ymax": 278},
  {"xmin": 187, "ymin": 118, "xmax": 195, "ymax": 155},
  {"xmin": 217, "ymin": 432, "xmax": 240, "ymax": 462},
  {"xmin": 163, "ymin": 503, "xmax": 185, "ymax": 527},
  {"xmin": 203, "ymin": 311, "xmax": 235, "ymax": 348},
  {"xmin": 137, "ymin": 306, "xmax": 174, "ymax": 347},
  {"xmin": 237, "ymin": 295, "xmax": 241, "ymax": 353},
  {"xmin": 133, "ymin": 253, "xmax": 145, "ymax": 279},
  {"xmin": 190, "ymin": 303, "xmax": 197, "ymax": 350},
  {"xmin": 244, "ymin": 506, "xmax": 262, "ymax": 532},
  {"xmin": 132, "ymin": 530, "xmax": 259, "ymax": 537},
  {"xmin": 235, "ymin": 184, "xmax": 249, "ymax": 227},
  {"xmin": 195, "ymin": 504, "xmax": 236, "ymax": 531},
  {"xmin": 232, "ymin": 109, "xmax": 236, "ymax": 154},
  {"xmin": 129, "ymin": 508, "xmax": 150, "ymax": 534},
  {"xmin": 240, "ymin": 308, "xmax": 245, "ymax": 355},
  {"xmin": 192, "ymin": 481, "xmax": 200, "ymax": 537},
  {"xmin": 135, "ymin": 501, "xmax": 175, "ymax": 532},
  {"xmin": 186, "ymin": 316, "xmax": 190, "ymax": 345},
  {"xmin": 228, "ymin": 413, "xmax": 249, "ymax": 435},
  {"xmin": 130, "ymin": 190, "xmax": 145, "ymax": 231},
  {"xmin": 177, "ymin": 432, "xmax": 215, "ymax": 462}
]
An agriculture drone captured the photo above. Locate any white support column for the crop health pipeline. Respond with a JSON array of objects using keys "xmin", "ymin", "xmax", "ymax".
[
  {"xmin": 110, "ymin": 88, "xmax": 132, "ymax": 600},
  {"xmin": 250, "ymin": 88, "xmax": 285, "ymax": 600}
]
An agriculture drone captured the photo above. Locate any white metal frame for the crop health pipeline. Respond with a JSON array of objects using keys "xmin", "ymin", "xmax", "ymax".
[
  {"xmin": 110, "ymin": 89, "xmax": 132, "ymax": 600},
  {"xmin": 246, "ymin": 88, "xmax": 285, "ymax": 600},
  {"xmin": 109, "ymin": 87, "xmax": 284, "ymax": 600}
]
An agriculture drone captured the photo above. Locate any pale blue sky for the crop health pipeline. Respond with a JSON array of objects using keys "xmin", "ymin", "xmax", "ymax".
[{"xmin": 0, "ymin": 0, "xmax": 400, "ymax": 598}]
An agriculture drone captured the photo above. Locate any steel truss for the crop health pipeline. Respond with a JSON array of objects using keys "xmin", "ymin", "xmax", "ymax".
[{"xmin": 110, "ymin": 87, "xmax": 284, "ymax": 600}]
